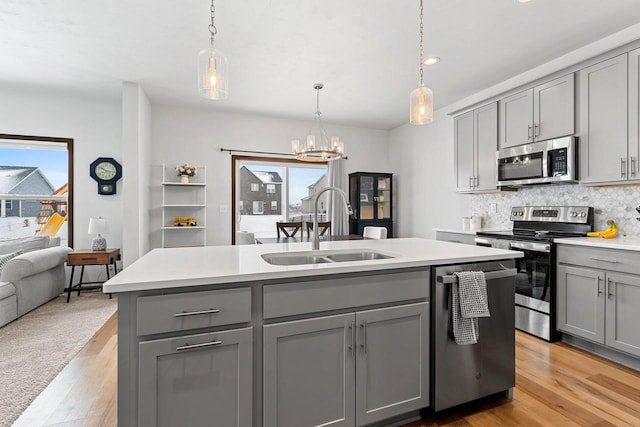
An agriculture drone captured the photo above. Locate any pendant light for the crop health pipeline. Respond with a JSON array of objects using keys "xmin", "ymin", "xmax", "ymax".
[
  {"xmin": 198, "ymin": 0, "xmax": 228, "ymax": 100},
  {"xmin": 410, "ymin": 0, "xmax": 433, "ymax": 125},
  {"xmin": 291, "ymin": 83, "xmax": 345, "ymax": 162}
]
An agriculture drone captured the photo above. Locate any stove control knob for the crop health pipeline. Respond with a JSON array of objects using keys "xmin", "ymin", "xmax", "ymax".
[
  {"xmin": 580, "ymin": 212, "xmax": 587, "ymax": 217},
  {"xmin": 570, "ymin": 212, "xmax": 577, "ymax": 217},
  {"xmin": 519, "ymin": 211, "xmax": 524, "ymax": 216}
]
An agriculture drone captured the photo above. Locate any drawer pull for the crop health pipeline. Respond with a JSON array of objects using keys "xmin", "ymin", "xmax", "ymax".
[
  {"xmin": 174, "ymin": 308, "xmax": 220, "ymax": 318},
  {"xmin": 590, "ymin": 257, "xmax": 619, "ymax": 263},
  {"xmin": 176, "ymin": 340, "xmax": 222, "ymax": 352},
  {"xmin": 81, "ymin": 257, "xmax": 98, "ymax": 261}
]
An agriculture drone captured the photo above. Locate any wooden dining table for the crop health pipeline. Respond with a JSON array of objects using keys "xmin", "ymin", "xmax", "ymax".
[{"xmin": 255, "ymin": 234, "xmax": 363, "ymax": 244}]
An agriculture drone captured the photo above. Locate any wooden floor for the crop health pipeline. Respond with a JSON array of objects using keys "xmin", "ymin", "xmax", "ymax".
[{"xmin": 14, "ymin": 315, "xmax": 640, "ymax": 426}]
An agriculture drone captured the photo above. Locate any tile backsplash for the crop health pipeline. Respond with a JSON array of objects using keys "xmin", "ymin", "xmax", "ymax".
[{"xmin": 469, "ymin": 185, "xmax": 640, "ymax": 237}]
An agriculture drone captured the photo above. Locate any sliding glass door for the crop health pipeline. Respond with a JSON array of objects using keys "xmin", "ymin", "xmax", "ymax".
[{"xmin": 233, "ymin": 157, "xmax": 327, "ymax": 241}]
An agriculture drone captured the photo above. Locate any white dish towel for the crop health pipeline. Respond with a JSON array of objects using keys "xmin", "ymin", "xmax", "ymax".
[{"xmin": 450, "ymin": 271, "xmax": 490, "ymax": 345}]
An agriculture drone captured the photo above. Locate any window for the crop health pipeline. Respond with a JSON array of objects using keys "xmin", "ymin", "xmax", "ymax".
[
  {"xmin": 253, "ymin": 201, "xmax": 264, "ymax": 214},
  {"xmin": 0, "ymin": 135, "xmax": 73, "ymax": 247},
  {"xmin": 233, "ymin": 156, "xmax": 327, "ymax": 241},
  {"xmin": 251, "ymin": 183, "xmax": 259, "ymax": 192}
]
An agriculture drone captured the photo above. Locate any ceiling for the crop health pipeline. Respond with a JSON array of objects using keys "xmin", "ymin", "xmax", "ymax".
[{"xmin": 1, "ymin": 0, "xmax": 640, "ymax": 130}]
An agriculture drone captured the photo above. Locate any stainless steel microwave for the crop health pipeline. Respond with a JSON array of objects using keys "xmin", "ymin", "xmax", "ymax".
[{"xmin": 496, "ymin": 136, "xmax": 578, "ymax": 187}]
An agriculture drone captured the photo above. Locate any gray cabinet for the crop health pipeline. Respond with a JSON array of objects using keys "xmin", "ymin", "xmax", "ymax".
[
  {"xmin": 557, "ymin": 245, "xmax": 640, "ymax": 358},
  {"xmin": 263, "ymin": 303, "xmax": 429, "ymax": 427},
  {"xmin": 499, "ymin": 74, "xmax": 574, "ymax": 148},
  {"xmin": 628, "ymin": 47, "xmax": 640, "ymax": 182},
  {"xmin": 138, "ymin": 327, "xmax": 253, "ymax": 427},
  {"xmin": 577, "ymin": 54, "xmax": 631, "ymax": 184},
  {"xmin": 454, "ymin": 102, "xmax": 498, "ymax": 192}
]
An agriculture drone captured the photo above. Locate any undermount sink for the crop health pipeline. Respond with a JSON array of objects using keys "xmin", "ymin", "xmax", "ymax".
[{"xmin": 261, "ymin": 249, "xmax": 395, "ymax": 266}]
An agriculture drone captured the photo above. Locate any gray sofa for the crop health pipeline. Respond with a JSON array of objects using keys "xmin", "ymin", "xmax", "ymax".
[{"xmin": 0, "ymin": 235, "xmax": 71, "ymax": 327}]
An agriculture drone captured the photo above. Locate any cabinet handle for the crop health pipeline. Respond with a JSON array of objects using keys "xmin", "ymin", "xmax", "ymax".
[
  {"xmin": 348, "ymin": 322, "xmax": 354, "ymax": 356},
  {"xmin": 360, "ymin": 321, "xmax": 367, "ymax": 354},
  {"xmin": 176, "ymin": 340, "xmax": 222, "ymax": 352},
  {"xmin": 468, "ymin": 176, "xmax": 472, "ymax": 189},
  {"xmin": 173, "ymin": 308, "xmax": 220, "ymax": 318},
  {"xmin": 534, "ymin": 123, "xmax": 540, "ymax": 137},
  {"xmin": 606, "ymin": 278, "xmax": 614, "ymax": 299},
  {"xmin": 632, "ymin": 157, "xmax": 637, "ymax": 177},
  {"xmin": 527, "ymin": 124, "xmax": 533, "ymax": 139},
  {"xmin": 597, "ymin": 276, "xmax": 603, "ymax": 296},
  {"xmin": 621, "ymin": 158, "xmax": 627, "ymax": 178},
  {"xmin": 590, "ymin": 257, "xmax": 619, "ymax": 264},
  {"xmin": 474, "ymin": 176, "xmax": 478, "ymax": 188}
]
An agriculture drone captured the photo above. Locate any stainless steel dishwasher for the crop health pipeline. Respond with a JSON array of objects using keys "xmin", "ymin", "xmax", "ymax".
[{"xmin": 431, "ymin": 260, "xmax": 516, "ymax": 411}]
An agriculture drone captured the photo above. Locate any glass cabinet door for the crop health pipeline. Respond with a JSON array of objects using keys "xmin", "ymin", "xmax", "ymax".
[
  {"xmin": 375, "ymin": 176, "xmax": 391, "ymax": 220},
  {"xmin": 359, "ymin": 175, "xmax": 375, "ymax": 220}
]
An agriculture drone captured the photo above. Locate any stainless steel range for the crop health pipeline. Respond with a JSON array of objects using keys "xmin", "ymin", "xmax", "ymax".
[{"xmin": 475, "ymin": 206, "xmax": 594, "ymax": 341}]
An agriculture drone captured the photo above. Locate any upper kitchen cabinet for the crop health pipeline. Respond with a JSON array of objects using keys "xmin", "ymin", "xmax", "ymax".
[
  {"xmin": 577, "ymin": 54, "xmax": 632, "ymax": 184},
  {"xmin": 629, "ymin": 47, "xmax": 640, "ymax": 181},
  {"xmin": 454, "ymin": 102, "xmax": 498, "ymax": 192},
  {"xmin": 499, "ymin": 74, "xmax": 575, "ymax": 149}
]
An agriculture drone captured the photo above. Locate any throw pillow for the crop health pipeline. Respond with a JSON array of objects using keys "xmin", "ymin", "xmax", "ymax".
[{"xmin": 0, "ymin": 250, "xmax": 24, "ymax": 273}]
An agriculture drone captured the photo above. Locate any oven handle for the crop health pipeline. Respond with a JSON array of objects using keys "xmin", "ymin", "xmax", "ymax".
[
  {"xmin": 439, "ymin": 268, "xmax": 518, "ymax": 284},
  {"xmin": 509, "ymin": 241, "xmax": 550, "ymax": 253},
  {"xmin": 474, "ymin": 237, "xmax": 494, "ymax": 247}
]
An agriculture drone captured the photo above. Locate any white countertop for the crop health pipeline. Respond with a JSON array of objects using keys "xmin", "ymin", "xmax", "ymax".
[
  {"xmin": 103, "ymin": 238, "xmax": 522, "ymax": 293},
  {"xmin": 554, "ymin": 236, "xmax": 640, "ymax": 251},
  {"xmin": 432, "ymin": 228, "xmax": 510, "ymax": 235}
]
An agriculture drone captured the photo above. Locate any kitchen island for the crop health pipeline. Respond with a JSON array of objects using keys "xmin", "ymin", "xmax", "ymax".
[{"xmin": 104, "ymin": 238, "xmax": 522, "ymax": 427}]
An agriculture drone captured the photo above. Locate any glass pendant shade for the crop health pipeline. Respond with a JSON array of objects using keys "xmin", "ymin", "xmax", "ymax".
[
  {"xmin": 410, "ymin": 85, "xmax": 433, "ymax": 125},
  {"xmin": 198, "ymin": 47, "xmax": 229, "ymax": 100}
]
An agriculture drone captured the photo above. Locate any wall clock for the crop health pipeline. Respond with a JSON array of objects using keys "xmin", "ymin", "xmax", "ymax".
[{"xmin": 89, "ymin": 157, "xmax": 122, "ymax": 195}]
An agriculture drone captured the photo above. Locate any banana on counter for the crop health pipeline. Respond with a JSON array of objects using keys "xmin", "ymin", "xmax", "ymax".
[{"xmin": 587, "ymin": 220, "xmax": 619, "ymax": 239}]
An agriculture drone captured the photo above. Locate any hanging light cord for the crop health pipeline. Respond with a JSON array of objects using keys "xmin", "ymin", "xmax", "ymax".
[
  {"xmin": 307, "ymin": 84, "xmax": 329, "ymax": 144},
  {"xmin": 208, "ymin": 0, "xmax": 217, "ymax": 48},
  {"xmin": 418, "ymin": 0, "xmax": 424, "ymax": 87}
]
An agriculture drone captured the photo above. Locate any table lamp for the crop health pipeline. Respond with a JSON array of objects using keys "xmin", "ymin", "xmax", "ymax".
[{"xmin": 88, "ymin": 217, "xmax": 109, "ymax": 251}]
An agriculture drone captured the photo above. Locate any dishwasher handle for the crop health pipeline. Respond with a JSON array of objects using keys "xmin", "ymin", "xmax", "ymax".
[{"xmin": 438, "ymin": 268, "xmax": 518, "ymax": 284}]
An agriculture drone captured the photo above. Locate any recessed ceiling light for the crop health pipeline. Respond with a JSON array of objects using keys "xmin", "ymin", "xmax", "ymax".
[
  {"xmin": 424, "ymin": 56, "xmax": 440, "ymax": 65},
  {"xmin": 515, "ymin": 0, "xmax": 532, "ymax": 3}
]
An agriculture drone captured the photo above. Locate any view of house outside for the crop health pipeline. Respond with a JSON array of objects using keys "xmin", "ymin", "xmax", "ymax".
[
  {"xmin": 237, "ymin": 162, "xmax": 327, "ymax": 238},
  {"xmin": 0, "ymin": 147, "xmax": 69, "ymax": 244}
]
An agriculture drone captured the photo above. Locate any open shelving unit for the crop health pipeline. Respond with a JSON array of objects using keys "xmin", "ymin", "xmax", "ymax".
[{"xmin": 160, "ymin": 164, "xmax": 207, "ymax": 248}]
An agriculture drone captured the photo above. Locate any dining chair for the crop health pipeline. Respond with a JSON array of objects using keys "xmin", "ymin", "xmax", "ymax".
[
  {"xmin": 363, "ymin": 226, "xmax": 388, "ymax": 239},
  {"xmin": 306, "ymin": 221, "xmax": 332, "ymax": 237},
  {"xmin": 276, "ymin": 221, "xmax": 303, "ymax": 238}
]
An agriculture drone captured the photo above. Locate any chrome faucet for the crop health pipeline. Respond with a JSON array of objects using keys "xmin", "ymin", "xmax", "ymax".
[{"xmin": 312, "ymin": 186, "xmax": 353, "ymax": 250}]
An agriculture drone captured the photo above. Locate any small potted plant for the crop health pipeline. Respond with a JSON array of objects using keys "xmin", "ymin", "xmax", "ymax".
[{"xmin": 176, "ymin": 163, "xmax": 197, "ymax": 183}]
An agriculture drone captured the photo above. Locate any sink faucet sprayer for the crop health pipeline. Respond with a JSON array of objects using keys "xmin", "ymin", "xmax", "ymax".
[{"xmin": 312, "ymin": 186, "xmax": 353, "ymax": 250}]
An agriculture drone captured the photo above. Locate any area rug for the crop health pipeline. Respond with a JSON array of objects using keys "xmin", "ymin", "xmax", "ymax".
[{"xmin": 0, "ymin": 291, "xmax": 117, "ymax": 427}]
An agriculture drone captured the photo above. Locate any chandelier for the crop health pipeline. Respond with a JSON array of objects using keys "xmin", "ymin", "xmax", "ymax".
[
  {"xmin": 197, "ymin": 0, "xmax": 229, "ymax": 100},
  {"xmin": 409, "ymin": 0, "xmax": 433, "ymax": 125},
  {"xmin": 291, "ymin": 83, "xmax": 345, "ymax": 162}
]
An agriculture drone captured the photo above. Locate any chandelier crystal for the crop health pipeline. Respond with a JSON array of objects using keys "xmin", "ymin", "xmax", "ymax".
[
  {"xmin": 410, "ymin": 0, "xmax": 433, "ymax": 125},
  {"xmin": 291, "ymin": 83, "xmax": 345, "ymax": 162},
  {"xmin": 198, "ymin": 0, "xmax": 228, "ymax": 100}
]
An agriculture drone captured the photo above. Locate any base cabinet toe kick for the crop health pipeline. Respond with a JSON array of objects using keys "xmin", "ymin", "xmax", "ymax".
[{"xmin": 116, "ymin": 263, "xmax": 517, "ymax": 426}]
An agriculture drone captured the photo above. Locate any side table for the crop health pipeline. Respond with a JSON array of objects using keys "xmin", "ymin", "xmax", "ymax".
[{"xmin": 66, "ymin": 248, "xmax": 121, "ymax": 302}]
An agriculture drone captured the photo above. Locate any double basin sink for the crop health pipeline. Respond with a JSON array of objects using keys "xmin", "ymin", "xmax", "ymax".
[{"xmin": 262, "ymin": 249, "xmax": 395, "ymax": 266}]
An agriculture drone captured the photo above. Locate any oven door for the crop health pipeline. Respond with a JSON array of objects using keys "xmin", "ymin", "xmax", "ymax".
[{"xmin": 509, "ymin": 241, "xmax": 551, "ymax": 314}]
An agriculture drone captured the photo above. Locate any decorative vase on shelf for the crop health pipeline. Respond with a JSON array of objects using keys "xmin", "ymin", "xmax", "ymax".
[{"xmin": 180, "ymin": 175, "xmax": 190, "ymax": 183}]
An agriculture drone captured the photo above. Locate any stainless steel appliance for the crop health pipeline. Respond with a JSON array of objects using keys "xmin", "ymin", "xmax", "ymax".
[
  {"xmin": 431, "ymin": 261, "xmax": 516, "ymax": 411},
  {"xmin": 497, "ymin": 136, "xmax": 577, "ymax": 187},
  {"xmin": 475, "ymin": 206, "xmax": 594, "ymax": 342}
]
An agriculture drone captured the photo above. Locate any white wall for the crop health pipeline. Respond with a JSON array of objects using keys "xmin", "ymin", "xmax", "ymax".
[
  {"xmin": 0, "ymin": 85, "xmax": 123, "ymax": 253},
  {"xmin": 389, "ymin": 110, "xmax": 470, "ymax": 238},
  {"xmin": 149, "ymin": 105, "xmax": 390, "ymax": 246}
]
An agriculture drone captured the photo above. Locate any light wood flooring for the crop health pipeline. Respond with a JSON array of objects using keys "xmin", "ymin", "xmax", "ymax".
[{"xmin": 14, "ymin": 315, "xmax": 640, "ymax": 426}]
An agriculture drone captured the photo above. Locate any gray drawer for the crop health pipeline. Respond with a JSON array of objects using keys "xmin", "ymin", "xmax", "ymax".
[
  {"xmin": 264, "ymin": 270, "xmax": 429, "ymax": 319},
  {"xmin": 137, "ymin": 287, "xmax": 251, "ymax": 336},
  {"xmin": 557, "ymin": 244, "xmax": 640, "ymax": 276}
]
